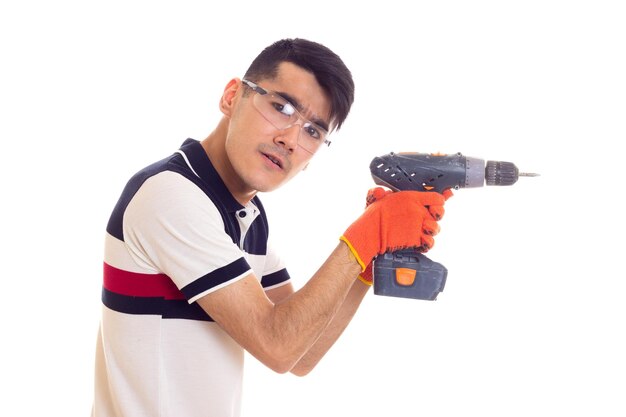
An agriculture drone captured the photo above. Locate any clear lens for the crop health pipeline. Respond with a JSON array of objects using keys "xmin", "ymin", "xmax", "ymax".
[{"xmin": 252, "ymin": 90, "xmax": 330, "ymax": 154}]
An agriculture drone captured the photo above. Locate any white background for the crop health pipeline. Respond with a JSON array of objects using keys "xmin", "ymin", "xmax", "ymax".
[{"xmin": 1, "ymin": 1, "xmax": 625, "ymax": 416}]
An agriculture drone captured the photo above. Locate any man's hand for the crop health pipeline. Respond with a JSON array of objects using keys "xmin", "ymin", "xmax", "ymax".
[{"xmin": 341, "ymin": 187, "xmax": 449, "ymax": 278}]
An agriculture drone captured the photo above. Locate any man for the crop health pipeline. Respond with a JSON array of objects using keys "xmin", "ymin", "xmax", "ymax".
[{"xmin": 92, "ymin": 38, "xmax": 448, "ymax": 417}]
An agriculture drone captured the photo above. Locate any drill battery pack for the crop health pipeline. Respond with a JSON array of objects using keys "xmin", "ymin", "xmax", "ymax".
[{"xmin": 373, "ymin": 250, "xmax": 448, "ymax": 300}]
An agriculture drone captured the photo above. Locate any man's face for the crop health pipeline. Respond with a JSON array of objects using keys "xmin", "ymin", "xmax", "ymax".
[{"xmin": 224, "ymin": 62, "xmax": 332, "ymax": 194}]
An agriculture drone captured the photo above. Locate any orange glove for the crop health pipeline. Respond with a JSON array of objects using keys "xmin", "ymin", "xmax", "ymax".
[
  {"xmin": 367, "ymin": 187, "xmax": 452, "ymax": 219},
  {"xmin": 355, "ymin": 187, "xmax": 452, "ymax": 285},
  {"xmin": 341, "ymin": 188, "xmax": 448, "ymax": 278}
]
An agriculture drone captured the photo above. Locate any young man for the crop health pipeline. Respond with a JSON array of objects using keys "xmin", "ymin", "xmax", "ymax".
[{"xmin": 92, "ymin": 38, "xmax": 448, "ymax": 417}]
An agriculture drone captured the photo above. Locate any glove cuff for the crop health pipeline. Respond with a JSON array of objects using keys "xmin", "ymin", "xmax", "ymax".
[
  {"xmin": 357, "ymin": 274, "xmax": 373, "ymax": 286},
  {"xmin": 339, "ymin": 235, "xmax": 367, "ymax": 272}
]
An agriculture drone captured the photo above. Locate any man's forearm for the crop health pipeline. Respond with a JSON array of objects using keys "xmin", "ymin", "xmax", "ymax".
[
  {"xmin": 290, "ymin": 278, "xmax": 370, "ymax": 376},
  {"xmin": 265, "ymin": 241, "xmax": 362, "ymax": 370},
  {"xmin": 200, "ymin": 241, "xmax": 363, "ymax": 374}
]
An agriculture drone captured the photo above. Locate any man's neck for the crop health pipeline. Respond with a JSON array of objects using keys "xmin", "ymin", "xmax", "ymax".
[{"xmin": 200, "ymin": 119, "xmax": 257, "ymax": 206}]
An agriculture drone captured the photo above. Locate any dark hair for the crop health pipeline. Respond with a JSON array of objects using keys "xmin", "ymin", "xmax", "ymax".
[{"xmin": 243, "ymin": 38, "xmax": 355, "ymax": 131}]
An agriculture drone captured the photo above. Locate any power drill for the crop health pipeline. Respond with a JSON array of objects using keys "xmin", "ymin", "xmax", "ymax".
[{"xmin": 370, "ymin": 152, "xmax": 538, "ymax": 301}]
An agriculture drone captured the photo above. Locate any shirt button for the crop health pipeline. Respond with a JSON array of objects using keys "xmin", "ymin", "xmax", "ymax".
[{"xmin": 238, "ymin": 210, "xmax": 247, "ymax": 218}]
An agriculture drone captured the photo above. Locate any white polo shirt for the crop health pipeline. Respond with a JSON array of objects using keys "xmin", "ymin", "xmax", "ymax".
[{"xmin": 92, "ymin": 139, "xmax": 290, "ymax": 417}]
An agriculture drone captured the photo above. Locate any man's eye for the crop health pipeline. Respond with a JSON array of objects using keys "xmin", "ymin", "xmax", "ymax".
[
  {"xmin": 304, "ymin": 124, "xmax": 322, "ymax": 140},
  {"xmin": 272, "ymin": 101, "xmax": 295, "ymax": 117}
]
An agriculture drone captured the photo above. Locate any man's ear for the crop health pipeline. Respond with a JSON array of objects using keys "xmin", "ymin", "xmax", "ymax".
[{"xmin": 219, "ymin": 78, "xmax": 241, "ymax": 117}]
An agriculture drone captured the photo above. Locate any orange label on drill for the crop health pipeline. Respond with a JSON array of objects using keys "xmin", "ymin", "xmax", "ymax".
[{"xmin": 395, "ymin": 268, "xmax": 417, "ymax": 286}]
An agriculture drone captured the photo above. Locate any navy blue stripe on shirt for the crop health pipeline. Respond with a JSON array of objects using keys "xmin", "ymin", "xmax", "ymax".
[
  {"xmin": 261, "ymin": 269, "xmax": 291, "ymax": 288},
  {"xmin": 180, "ymin": 257, "xmax": 251, "ymax": 300},
  {"xmin": 102, "ymin": 288, "xmax": 215, "ymax": 321}
]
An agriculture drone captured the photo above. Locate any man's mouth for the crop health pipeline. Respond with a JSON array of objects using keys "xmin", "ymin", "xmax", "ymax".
[{"xmin": 262, "ymin": 152, "xmax": 283, "ymax": 169}]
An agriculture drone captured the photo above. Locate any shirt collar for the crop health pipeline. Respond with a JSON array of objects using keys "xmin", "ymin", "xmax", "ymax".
[{"xmin": 177, "ymin": 138, "xmax": 245, "ymax": 213}]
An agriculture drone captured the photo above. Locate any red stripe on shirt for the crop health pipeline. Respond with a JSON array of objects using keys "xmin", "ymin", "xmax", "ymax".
[{"xmin": 103, "ymin": 262, "xmax": 185, "ymax": 300}]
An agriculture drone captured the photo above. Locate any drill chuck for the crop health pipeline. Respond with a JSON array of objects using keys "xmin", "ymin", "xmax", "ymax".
[
  {"xmin": 486, "ymin": 160, "xmax": 540, "ymax": 185},
  {"xmin": 485, "ymin": 160, "xmax": 519, "ymax": 186}
]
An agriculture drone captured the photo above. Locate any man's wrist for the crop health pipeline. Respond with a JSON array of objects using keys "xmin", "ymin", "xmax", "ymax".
[
  {"xmin": 337, "ymin": 239, "xmax": 366, "ymax": 277},
  {"xmin": 339, "ymin": 235, "xmax": 367, "ymax": 272}
]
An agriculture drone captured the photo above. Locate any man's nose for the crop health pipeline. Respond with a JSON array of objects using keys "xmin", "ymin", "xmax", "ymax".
[{"xmin": 274, "ymin": 123, "xmax": 301, "ymax": 152}]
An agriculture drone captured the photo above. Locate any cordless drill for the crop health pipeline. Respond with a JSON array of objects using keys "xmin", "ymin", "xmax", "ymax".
[{"xmin": 370, "ymin": 152, "xmax": 538, "ymax": 301}]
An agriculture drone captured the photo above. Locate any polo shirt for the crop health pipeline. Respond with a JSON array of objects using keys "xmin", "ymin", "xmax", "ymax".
[{"xmin": 92, "ymin": 138, "xmax": 290, "ymax": 417}]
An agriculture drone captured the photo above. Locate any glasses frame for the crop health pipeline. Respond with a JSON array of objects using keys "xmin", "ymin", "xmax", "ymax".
[{"xmin": 241, "ymin": 79, "xmax": 331, "ymax": 153}]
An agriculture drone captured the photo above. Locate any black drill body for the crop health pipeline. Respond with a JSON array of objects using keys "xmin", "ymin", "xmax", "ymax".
[
  {"xmin": 370, "ymin": 152, "xmax": 521, "ymax": 194},
  {"xmin": 369, "ymin": 152, "xmax": 529, "ymax": 300}
]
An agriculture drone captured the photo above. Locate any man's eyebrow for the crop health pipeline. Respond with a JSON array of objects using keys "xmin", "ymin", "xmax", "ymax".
[{"xmin": 276, "ymin": 90, "xmax": 330, "ymax": 132}]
